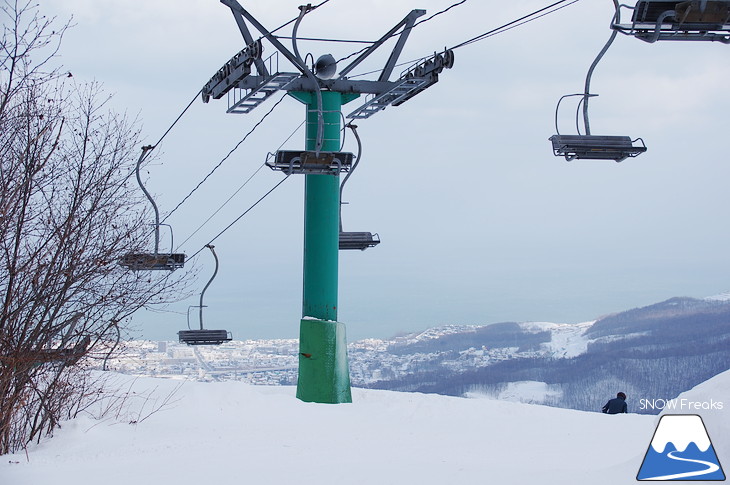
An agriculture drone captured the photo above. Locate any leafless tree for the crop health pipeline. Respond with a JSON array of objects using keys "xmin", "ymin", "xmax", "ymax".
[{"xmin": 0, "ymin": 1, "xmax": 190, "ymax": 454}]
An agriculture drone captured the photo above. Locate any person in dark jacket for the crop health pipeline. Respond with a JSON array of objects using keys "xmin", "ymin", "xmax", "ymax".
[{"xmin": 602, "ymin": 392, "xmax": 628, "ymax": 414}]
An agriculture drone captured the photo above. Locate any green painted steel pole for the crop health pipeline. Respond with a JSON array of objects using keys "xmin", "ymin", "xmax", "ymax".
[{"xmin": 289, "ymin": 90, "xmax": 358, "ymax": 404}]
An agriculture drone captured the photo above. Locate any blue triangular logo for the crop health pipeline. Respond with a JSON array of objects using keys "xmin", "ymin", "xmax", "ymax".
[{"xmin": 637, "ymin": 414, "xmax": 726, "ymax": 481}]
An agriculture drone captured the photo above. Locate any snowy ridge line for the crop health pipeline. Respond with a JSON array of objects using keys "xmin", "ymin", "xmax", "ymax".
[{"xmin": 704, "ymin": 291, "xmax": 730, "ymax": 302}]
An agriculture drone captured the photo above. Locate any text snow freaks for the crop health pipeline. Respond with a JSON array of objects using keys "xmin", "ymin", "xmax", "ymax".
[{"xmin": 639, "ymin": 398, "xmax": 724, "ymax": 412}]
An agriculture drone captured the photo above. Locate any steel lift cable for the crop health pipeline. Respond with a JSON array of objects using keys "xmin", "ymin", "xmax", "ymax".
[
  {"xmin": 175, "ymin": 161, "xmax": 267, "ymax": 251},
  {"xmin": 125, "ymin": 87, "xmax": 249, "ymax": 257},
  {"xmin": 269, "ymin": 0, "xmax": 334, "ymax": 36},
  {"xmin": 471, "ymin": 0, "xmax": 582, "ymax": 42},
  {"xmin": 130, "ymin": 89, "xmax": 201, "ymax": 176},
  {"xmin": 449, "ymin": 0, "xmax": 582, "ymax": 50},
  {"xmin": 122, "ymin": 88, "xmax": 201, "ymax": 190},
  {"xmin": 346, "ymin": 0, "xmax": 582, "ymax": 81},
  {"xmin": 273, "ymin": 35, "xmax": 373, "ymax": 44},
  {"xmin": 149, "ymin": 89, "xmax": 202, "ymax": 153},
  {"xmin": 335, "ymin": 0, "xmax": 469, "ymax": 66},
  {"xmin": 161, "ymin": 92, "xmax": 289, "ymax": 224},
  {"xmin": 175, "ymin": 119, "xmax": 306, "ymax": 251},
  {"xmin": 186, "ymin": 174, "xmax": 291, "ymax": 261}
]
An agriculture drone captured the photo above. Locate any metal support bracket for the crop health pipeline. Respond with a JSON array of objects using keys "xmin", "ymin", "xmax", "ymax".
[
  {"xmin": 346, "ymin": 78, "xmax": 428, "ymax": 119},
  {"xmin": 337, "ymin": 9, "xmax": 426, "ymax": 80},
  {"xmin": 226, "ymin": 72, "xmax": 300, "ymax": 113},
  {"xmin": 220, "ymin": 0, "xmax": 309, "ymax": 75},
  {"xmin": 202, "ymin": 40, "xmax": 263, "ymax": 102},
  {"xmin": 346, "ymin": 49, "xmax": 453, "ymax": 118}
]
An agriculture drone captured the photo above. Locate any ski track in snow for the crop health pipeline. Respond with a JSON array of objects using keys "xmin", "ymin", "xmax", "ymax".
[{"xmin": 641, "ymin": 451, "xmax": 720, "ymax": 481}]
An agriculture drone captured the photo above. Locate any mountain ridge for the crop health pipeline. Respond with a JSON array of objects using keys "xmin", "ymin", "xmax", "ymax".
[{"xmin": 359, "ymin": 296, "xmax": 730, "ymax": 413}]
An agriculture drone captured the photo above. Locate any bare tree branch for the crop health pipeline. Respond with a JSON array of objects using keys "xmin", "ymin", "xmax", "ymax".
[{"xmin": 0, "ymin": 1, "xmax": 191, "ymax": 453}]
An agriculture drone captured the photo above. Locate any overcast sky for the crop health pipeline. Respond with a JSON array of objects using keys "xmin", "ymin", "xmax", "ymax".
[{"xmin": 43, "ymin": 0, "xmax": 730, "ymax": 341}]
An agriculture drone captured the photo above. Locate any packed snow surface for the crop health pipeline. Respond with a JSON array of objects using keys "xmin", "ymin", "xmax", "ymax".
[
  {"xmin": 2, "ymin": 370, "xmax": 728, "ymax": 485},
  {"xmin": 520, "ymin": 321, "xmax": 593, "ymax": 358},
  {"xmin": 494, "ymin": 380, "xmax": 563, "ymax": 404}
]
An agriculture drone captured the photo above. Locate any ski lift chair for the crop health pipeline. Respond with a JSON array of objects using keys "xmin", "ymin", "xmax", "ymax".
[
  {"xmin": 178, "ymin": 245, "xmax": 232, "ymax": 346},
  {"xmin": 267, "ymin": 150, "xmax": 354, "ymax": 175},
  {"xmin": 339, "ymin": 231, "xmax": 381, "ymax": 251},
  {"xmin": 119, "ymin": 146, "xmax": 186, "ymax": 271},
  {"xmin": 549, "ymin": 9, "xmax": 647, "ymax": 163},
  {"xmin": 549, "ymin": 134, "xmax": 646, "ymax": 162},
  {"xmin": 119, "ymin": 252, "xmax": 185, "ymax": 271},
  {"xmin": 178, "ymin": 329, "xmax": 232, "ymax": 346},
  {"xmin": 1, "ymin": 336, "xmax": 93, "ymax": 367},
  {"xmin": 613, "ymin": 0, "xmax": 730, "ymax": 43},
  {"xmin": 40, "ymin": 336, "xmax": 91, "ymax": 365},
  {"xmin": 338, "ymin": 124, "xmax": 381, "ymax": 251}
]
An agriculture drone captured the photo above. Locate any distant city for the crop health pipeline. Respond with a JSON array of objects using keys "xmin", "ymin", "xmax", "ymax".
[
  {"xmin": 103, "ymin": 339, "xmax": 300, "ymax": 386},
  {"xmin": 100, "ymin": 324, "xmax": 546, "ymax": 388}
]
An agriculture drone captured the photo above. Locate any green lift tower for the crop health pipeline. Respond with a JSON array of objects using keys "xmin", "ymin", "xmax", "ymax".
[{"xmin": 202, "ymin": 0, "xmax": 454, "ymax": 403}]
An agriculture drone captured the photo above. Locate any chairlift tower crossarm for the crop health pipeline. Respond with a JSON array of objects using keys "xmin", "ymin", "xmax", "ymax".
[
  {"xmin": 204, "ymin": 0, "xmax": 455, "ymax": 404},
  {"xmin": 205, "ymin": 1, "xmax": 454, "ymax": 118}
]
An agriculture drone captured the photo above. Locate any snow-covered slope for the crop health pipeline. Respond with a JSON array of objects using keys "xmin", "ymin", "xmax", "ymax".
[
  {"xmin": 3, "ymin": 370, "xmax": 727, "ymax": 485},
  {"xmin": 520, "ymin": 321, "xmax": 593, "ymax": 358}
]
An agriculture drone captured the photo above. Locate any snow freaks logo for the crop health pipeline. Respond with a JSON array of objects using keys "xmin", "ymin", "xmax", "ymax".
[
  {"xmin": 639, "ymin": 398, "xmax": 724, "ymax": 412},
  {"xmin": 637, "ymin": 414, "xmax": 726, "ymax": 481}
]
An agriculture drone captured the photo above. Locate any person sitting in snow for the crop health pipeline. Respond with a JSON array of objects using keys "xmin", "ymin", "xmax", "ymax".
[{"xmin": 602, "ymin": 392, "xmax": 628, "ymax": 414}]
